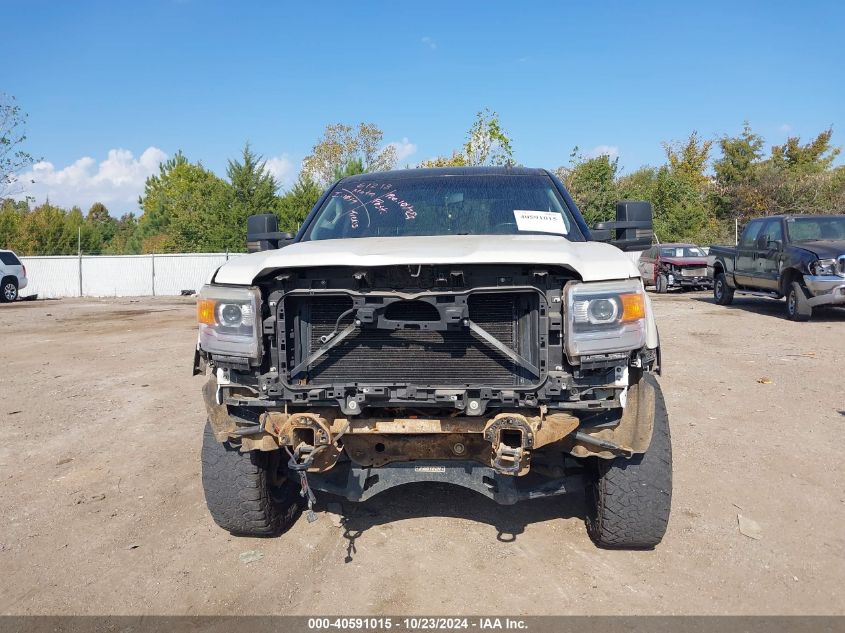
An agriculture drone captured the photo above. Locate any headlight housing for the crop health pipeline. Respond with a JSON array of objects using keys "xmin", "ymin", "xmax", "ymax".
[
  {"xmin": 564, "ymin": 279, "xmax": 647, "ymax": 360},
  {"xmin": 197, "ymin": 285, "xmax": 261, "ymax": 358},
  {"xmin": 811, "ymin": 258, "xmax": 838, "ymax": 276}
]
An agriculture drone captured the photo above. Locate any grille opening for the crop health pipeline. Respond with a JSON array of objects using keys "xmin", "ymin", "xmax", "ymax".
[
  {"xmin": 287, "ymin": 291, "xmax": 537, "ymax": 386},
  {"xmin": 500, "ymin": 429, "xmax": 523, "ymax": 448},
  {"xmin": 385, "ymin": 300, "xmax": 440, "ymax": 321}
]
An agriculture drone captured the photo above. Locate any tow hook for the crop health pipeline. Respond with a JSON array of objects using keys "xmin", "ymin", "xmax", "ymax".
[{"xmin": 492, "ymin": 444, "xmax": 524, "ymax": 474}]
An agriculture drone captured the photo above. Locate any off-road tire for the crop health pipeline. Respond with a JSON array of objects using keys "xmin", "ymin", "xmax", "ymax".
[
  {"xmin": 201, "ymin": 422, "xmax": 300, "ymax": 536},
  {"xmin": 585, "ymin": 374, "xmax": 672, "ymax": 549},
  {"xmin": 655, "ymin": 274, "xmax": 668, "ymax": 294},
  {"xmin": 786, "ymin": 281, "xmax": 812, "ymax": 322},
  {"xmin": 1, "ymin": 278, "xmax": 18, "ymax": 303},
  {"xmin": 713, "ymin": 272, "xmax": 734, "ymax": 305}
]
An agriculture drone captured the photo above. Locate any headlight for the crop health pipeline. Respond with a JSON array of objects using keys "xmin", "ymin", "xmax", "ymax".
[
  {"xmin": 197, "ymin": 285, "xmax": 261, "ymax": 358},
  {"xmin": 564, "ymin": 279, "xmax": 647, "ymax": 359},
  {"xmin": 811, "ymin": 258, "xmax": 838, "ymax": 276}
]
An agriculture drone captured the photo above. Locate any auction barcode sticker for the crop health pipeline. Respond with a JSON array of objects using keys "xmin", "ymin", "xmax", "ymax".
[{"xmin": 513, "ymin": 210, "xmax": 568, "ymax": 234}]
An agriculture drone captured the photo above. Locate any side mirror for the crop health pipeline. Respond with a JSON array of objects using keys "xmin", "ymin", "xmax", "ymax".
[
  {"xmin": 593, "ymin": 201, "xmax": 654, "ymax": 252},
  {"xmin": 768, "ymin": 239, "xmax": 783, "ymax": 251},
  {"xmin": 246, "ymin": 214, "xmax": 294, "ymax": 252}
]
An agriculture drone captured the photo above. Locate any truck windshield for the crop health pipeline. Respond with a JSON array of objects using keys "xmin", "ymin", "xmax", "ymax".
[
  {"xmin": 302, "ymin": 175, "xmax": 582, "ymax": 241},
  {"xmin": 659, "ymin": 246, "xmax": 704, "ymax": 257},
  {"xmin": 786, "ymin": 216, "xmax": 845, "ymax": 241}
]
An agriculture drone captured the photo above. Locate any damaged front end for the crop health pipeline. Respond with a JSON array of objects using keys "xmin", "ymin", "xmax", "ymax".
[{"xmin": 197, "ymin": 263, "xmax": 660, "ymax": 504}]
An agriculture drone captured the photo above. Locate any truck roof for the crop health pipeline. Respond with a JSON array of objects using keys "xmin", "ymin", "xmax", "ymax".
[
  {"xmin": 755, "ymin": 214, "xmax": 845, "ymax": 220},
  {"xmin": 339, "ymin": 166, "xmax": 552, "ymax": 182}
]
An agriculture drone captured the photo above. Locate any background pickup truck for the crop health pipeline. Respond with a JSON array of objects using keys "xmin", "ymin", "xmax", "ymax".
[{"xmin": 708, "ymin": 214, "xmax": 845, "ymax": 321}]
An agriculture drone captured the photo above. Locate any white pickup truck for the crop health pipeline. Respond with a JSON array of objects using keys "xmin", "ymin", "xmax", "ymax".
[{"xmin": 194, "ymin": 167, "xmax": 672, "ymax": 549}]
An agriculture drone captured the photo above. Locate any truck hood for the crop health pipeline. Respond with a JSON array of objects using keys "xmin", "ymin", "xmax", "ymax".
[
  {"xmin": 660, "ymin": 256, "xmax": 708, "ymax": 267},
  {"xmin": 214, "ymin": 235, "xmax": 640, "ymax": 285},
  {"xmin": 791, "ymin": 240, "xmax": 845, "ymax": 260}
]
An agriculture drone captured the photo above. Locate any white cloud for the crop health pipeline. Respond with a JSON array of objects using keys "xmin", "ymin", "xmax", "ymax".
[
  {"xmin": 779, "ymin": 123, "xmax": 792, "ymax": 133},
  {"xmin": 263, "ymin": 154, "xmax": 296, "ymax": 188},
  {"xmin": 421, "ymin": 36, "xmax": 437, "ymax": 50},
  {"xmin": 15, "ymin": 147, "xmax": 167, "ymax": 212},
  {"xmin": 587, "ymin": 145, "xmax": 620, "ymax": 160},
  {"xmin": 386, "ymin": 137, "xmax": 418, "ymax": 164}
]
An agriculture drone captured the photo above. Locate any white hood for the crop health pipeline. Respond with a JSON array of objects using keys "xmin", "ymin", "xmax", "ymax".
[{"xmin": 214, "ymin": 235, "xmax": 639, "ymax": 285}]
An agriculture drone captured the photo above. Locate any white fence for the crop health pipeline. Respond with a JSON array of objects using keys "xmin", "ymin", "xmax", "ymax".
[
  {"xmin": 19, "ymin": 250, "xmax": 646, "ymax": 299},
  {"xmin": 19, "ymin": 253, "xmax": 240, "ymax": 299}
]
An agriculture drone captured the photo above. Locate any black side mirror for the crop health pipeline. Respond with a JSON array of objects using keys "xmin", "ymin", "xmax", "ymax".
[
  {"xmin": 593, "ymin": 201, "xmax": 654, "ymax": 252},
  {"xmin": 246, "ymin": 214, "xmax": 294, "ymax": 252},
  {"xmin": 768, "ymin": 239, "xmax": 783, "ymax": 251}
]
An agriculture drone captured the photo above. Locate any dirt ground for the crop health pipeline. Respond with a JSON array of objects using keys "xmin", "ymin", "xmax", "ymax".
[{"xmin": 0, "ymin": 292, "xmax": 843, "ymax": 616}]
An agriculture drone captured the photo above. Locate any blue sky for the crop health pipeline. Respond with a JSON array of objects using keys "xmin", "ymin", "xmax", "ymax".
[{"xmin": 3, "ymin": 0, "xmax": 843, "ymax": 213}]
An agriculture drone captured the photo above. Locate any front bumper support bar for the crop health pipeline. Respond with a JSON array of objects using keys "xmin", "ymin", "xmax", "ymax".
[{"xmin": 306, "ymin": 459, "xmax": 587, "ymax": 505}]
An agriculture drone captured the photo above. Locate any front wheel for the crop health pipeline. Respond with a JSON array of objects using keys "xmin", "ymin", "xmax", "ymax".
[
  {"xmin": 585, "ymin": 374, "xmax": 672, "ymax": 549},
  {"xmin": 201, "ymin": 422, "xmax": 300, "ymax": 536},
  {"xmin": 786, "ymin": 281, "xmax": 812, "ymax": 322},
  {"xmin": 655, "ymin": 274, "xmax": 668, "ymax": 294},
  {"xmin": 713, "ymin": 273, "xmax": 734, "ymax": 305}
]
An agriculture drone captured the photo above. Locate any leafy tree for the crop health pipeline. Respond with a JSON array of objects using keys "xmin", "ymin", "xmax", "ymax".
[
  {"xmin": 662, "ymin": 131, "xmax": 712, "ymax": 189},
  {"xmin": 276, "ymin": 173, "xmax": 322, "ymax": 233},
  {"xmin": 0, "ymin": 94, "xmax": 37, "ymax": 196},
  {"xmin": 137, "ymin": 151, "xmax": 189, "ymax": 243},
  {"xmin": 770, "ymin": 129, "xmax": 841, "ymax": 174},
  {"xmin": 61, "ymin": 206, "xmax": 102, "ymax": 253},
  {"xmin": 333, "ymin": 157, "xmax": 366, "ymax": 181},
  {"xmin": 86, "ymin": 202, "xmax": 116, "ymax": 245},
  {"xmin": 419, "ymin": 109, "xmax": 514, "ymax": 168},
  {"xmin": 417, "ymin": 151, "xmax": 467, "ymax": 168},
  {"xmin": 463, "ymin": 108, "xmax": 514, "ymax": 166},
  {"xmin": 105, "ymin": 213, "xmax": 141, "ymax": 254},
  {"xmin": 0, "ymin": 198, "xmax": 28, "ymax": 249},
  {"xmin": 556, "ymin": 148, "xmax": 620, "ymax": 225},
  {"xmin": 713, "ymin": 122, "xmax": 765, "ymax": 186},
  {"xmin": 138, "ymin": 151, "xmax": 234, "ymax": 252},
  {"xmin": 302, "ymin": 123, "xmax": 396, "ymax": 186},
  {"xmin": 18, "ymin": 202, "xmax": 66, "ymax": 255},
  {"xmin": 228, "ymin": 142, "xmax": 278, "ymax": 217}
]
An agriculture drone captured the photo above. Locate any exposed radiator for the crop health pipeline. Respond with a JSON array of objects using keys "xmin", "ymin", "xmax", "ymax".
[{"xmin": 285, "ymin": 293, "xmax": 536, "ymax": 386}]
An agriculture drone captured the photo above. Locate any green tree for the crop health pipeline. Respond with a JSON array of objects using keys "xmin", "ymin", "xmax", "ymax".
[
  {"xmin": 556, "ymin": 148, "xmax": 620, "ymax": 225},
  {"xmin": 419, "ymin": 109, "xmax": 514, "ymax": 168},
  {"xmin": 276, "ymin": 173, "xmax": 322, "ymax": 233},
  {"xmin": 105, "ymin": 213, "xmax": 141, "ymax": 254},
  {"xmin": 1, "ymin": 93, "xmax": 37, "ymax": 196},
  {"xmin": 463, "ymin": 108, "xmax": 514, "ymax": 166},
  {"xmin": 228, "ymin": 142, "xmax": 278, "ymax": 217},
  {"xmin": 713, "ymin": 122, "xmax": 765, "ymax": 186},
  {"xmin": 333, "ymin": 157, "xmax": 366, "ymax": 181},
  {"xmin": 18, "ymin": 202, "xmax": 65, "ymax": 255},
  {"xmin": 0, "ymin": 198, "xmax": 28, "ymax": 249},
  {"xmin": 302, "ymin": 123, "xmax": 396, "ymax": 186},
  {"xmin": 770, "ymin": 129, "xmax": 841, "ymax": 174},
  {"xmin": 138, "ymin": 151, "xmax": 234, "ymax": 252},
  {"xmin": 662, "ymin": 131, "xmax": 712, "ymax": 189},
  {"xmin": 86, "ymin": 202, "xmax": 116, "ymax": 247}
]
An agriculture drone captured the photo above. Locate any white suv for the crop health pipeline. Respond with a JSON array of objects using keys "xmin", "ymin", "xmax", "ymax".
[{"xmin": 0, "ymin": 249, "xmax": 27, "ymax": 302}]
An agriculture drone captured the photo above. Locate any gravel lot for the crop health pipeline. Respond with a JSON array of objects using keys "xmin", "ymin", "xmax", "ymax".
[{"xmin": 1, "ymin": 293, "xmax": 843, "ymax": 615}]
